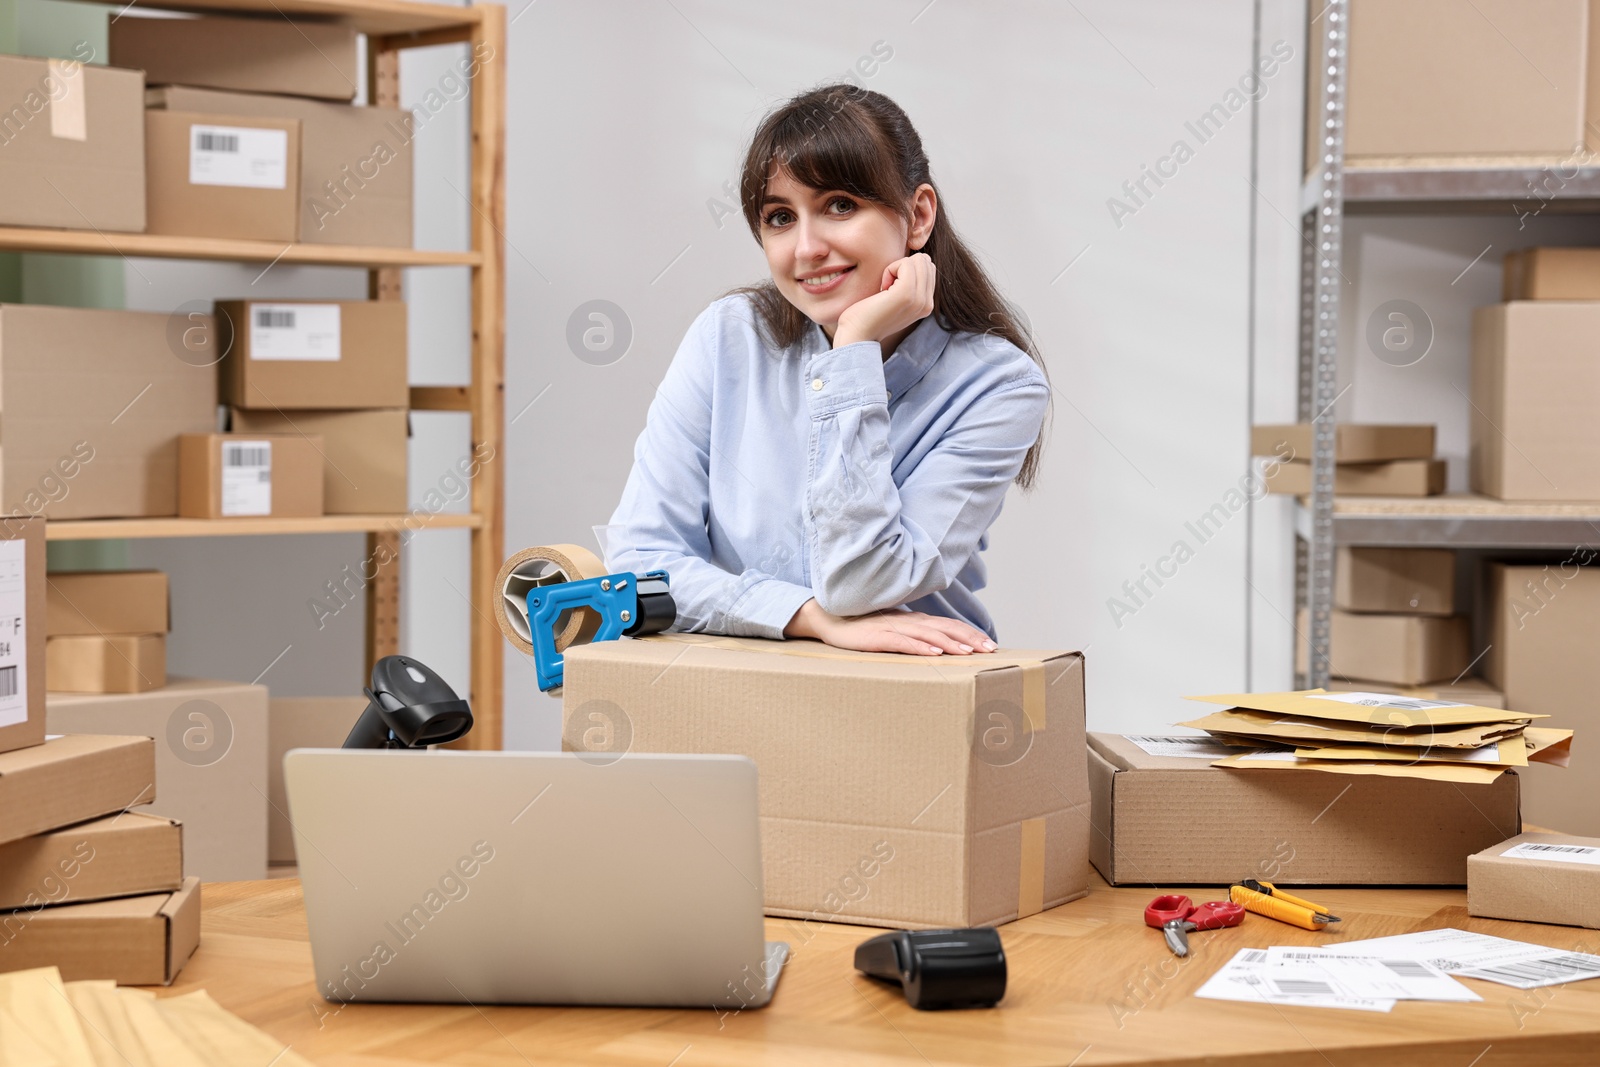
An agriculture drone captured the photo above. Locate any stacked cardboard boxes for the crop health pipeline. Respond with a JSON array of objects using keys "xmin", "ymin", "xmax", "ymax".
[
  {"xmin": 1256, "ymin": 424, "xmax": 1445, "ymax": 497},
  {"xmin": 45, "ymin": 571, "xmax": 170, "ymax": 694}
]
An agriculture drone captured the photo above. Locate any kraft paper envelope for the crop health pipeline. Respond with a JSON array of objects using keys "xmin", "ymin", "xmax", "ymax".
[
  {"xmin": 1211, "ymin": 749, "xmax": 1510, "ymax": 785},
  {"xmin": 1187, "ymin": 689, "xmax": 1547, "ymax": 727},
  {"xmin": 1523, "ymin": 727, "xmax": 1574, "ymax": 767},
  {"xmin": 1293, "ymin": 735, "xmax": 1530, "ymax": 767},
  {"xmin": 1177, "ymin": 708, "xmax": 1527, "ymax": 748}
]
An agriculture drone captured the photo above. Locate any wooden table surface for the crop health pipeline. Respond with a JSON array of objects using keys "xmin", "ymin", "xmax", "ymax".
[{"xmin": 172, "ymin": 876, "xmax": 1600, "ymax": 1067}]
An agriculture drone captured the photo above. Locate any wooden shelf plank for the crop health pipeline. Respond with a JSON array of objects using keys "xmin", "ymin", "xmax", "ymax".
[
  {"xmin": 72, "ymin": 0, "xmax": 479, "ymax": 36},
  {"xmin": 47, "ymin": 513, "xmax": 482, "ymax": 541},
  {"xmin": 0, "ymin": 227, "xmax": 478, "ymax": 268}
]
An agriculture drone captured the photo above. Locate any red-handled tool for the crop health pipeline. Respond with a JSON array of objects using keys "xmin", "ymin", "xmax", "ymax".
[{"xmin": 1144, "ymin": 894, "xmax": 1245, "ymax": 957}]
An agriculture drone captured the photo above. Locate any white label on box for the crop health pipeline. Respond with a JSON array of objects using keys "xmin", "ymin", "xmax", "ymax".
[
  {"xmin": 0, "ymin": 540, "xmax": 27, "ymax": 728},
  {"xmin": 222, "ymin": 440, "xmax": 272, "ymax": 517},
  {"xmin": 1307, "ymin": 692, "xmax": 1469, "ymax": 711},
  {"xmin": 249, "ymin": 304, "xmax": 341, "ymax": 362},
  {"xmin": 190, "ymin": 125, "xmax": 289, "ymax": 189},
  {"xmin": 1126, "ymin": 735, "xmax": 1256, "ymax": 759},
  {"xmin": 1500, "ymin": 842, "xmax": 1600, "ymax": 866}
]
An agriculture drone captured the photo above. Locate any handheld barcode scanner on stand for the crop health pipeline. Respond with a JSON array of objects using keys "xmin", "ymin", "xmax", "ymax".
[{"xmin": 342, "ymin": 655, "xmax": 473, "ymax": 749}]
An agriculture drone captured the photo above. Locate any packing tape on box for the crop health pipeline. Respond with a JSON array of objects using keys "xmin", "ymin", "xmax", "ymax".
[
  {"xmin": 1017, "ymin": 816, "xmax": 1047, "ymax": 918},
  {"xmin": 493, "ymin": 544, "xmax": 605, "ymax": 658},
  {"xmin": 47, "ymin": 60, "xmax": 87, "ymax": 141}
]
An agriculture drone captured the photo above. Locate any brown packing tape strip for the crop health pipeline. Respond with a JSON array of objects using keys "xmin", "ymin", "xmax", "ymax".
[
  {"xmin": 48, "ymin": 59, "xmax": 87, "ymax": 141},
  {"xmin": 493, "ymin": 544, "xmax": 605, "ymax": 657},
  {"xmin": 1017, "ymin": 817, "xmax": 1046, "ymax": 918},
  {"xmin": 1021, "ymin": 661, "xmax": 1046, "ymax": 732}
]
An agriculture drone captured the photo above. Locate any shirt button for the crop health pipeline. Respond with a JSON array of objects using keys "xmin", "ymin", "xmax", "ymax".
[
  {"xmin": 811, "ymin": 378, "xmax": 824, "ymax": 391},
  {"xmin": 886, "ymin": 391, "xmax": 892, "ymax": 400}
]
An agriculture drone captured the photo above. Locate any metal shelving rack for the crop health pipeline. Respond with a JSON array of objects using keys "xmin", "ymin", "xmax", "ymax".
[
  {"xmin": 1295, "ymin": 0, "xmax": 1600, "ymax": 686},
  {"xmin": 15, "ymin": 0, "xmax": 507, "ymax": 746}
]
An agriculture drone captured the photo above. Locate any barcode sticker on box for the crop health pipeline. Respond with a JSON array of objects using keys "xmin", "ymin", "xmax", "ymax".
[
  {"xmin": 1126, "ymin": 735, "xmax": 1254, "ymax": 759},
  {"xmin": 249, "ymin": 303, "xmax": 341, "ymax": 362},
  {"xmin": 1501, "ymin": 841, "xmax": 1600, "ymax": 866},
  {"xmin": 190, "ymin": 124, "xmax": 288, "ymax": 189},
  {"xmin": 221, "ymin": 440, "xmax": 272, "ymax": 517},
  {"xmin": 0, "ymin": 539, "xmax": 27, "ymax": 728}
]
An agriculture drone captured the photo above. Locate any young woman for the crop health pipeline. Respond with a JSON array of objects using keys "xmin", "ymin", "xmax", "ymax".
[{"xmin": 606, "ymin": 84, "xmax": 1050, "ymax": 656}]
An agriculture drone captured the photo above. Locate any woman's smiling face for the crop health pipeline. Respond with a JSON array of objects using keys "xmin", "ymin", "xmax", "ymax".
[{"xmin": 759, "ymin": 167, "xmax": 916, "ymax": 338}]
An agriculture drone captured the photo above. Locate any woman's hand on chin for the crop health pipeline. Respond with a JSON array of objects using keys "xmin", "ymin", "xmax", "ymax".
[
  {"xmin": 784, "ymin": 598, "xmax": 995, "ymax": 655},
  {"xmin": 831, "ymin": 252, "xmax": 936, "ymax": 349}
]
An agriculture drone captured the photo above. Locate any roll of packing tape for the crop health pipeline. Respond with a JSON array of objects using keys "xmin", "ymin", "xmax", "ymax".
[{"xmin": 494, "ymin": 543, "xmax": 606, "ymax": 657}]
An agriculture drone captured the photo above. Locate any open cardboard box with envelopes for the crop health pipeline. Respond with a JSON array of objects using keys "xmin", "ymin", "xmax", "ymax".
[{"xmin": 561, "ymin": 634, "xmax": 1089, "ymax": 930}]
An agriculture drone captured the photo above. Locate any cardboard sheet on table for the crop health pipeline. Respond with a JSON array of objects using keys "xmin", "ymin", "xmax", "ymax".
[
  {"xmin": 1186, "ymin": 689, "xmax": 1546, "ymax": 727},
  {"xmin": 1211, "ymin": 750, "xmax": 1509, "ymax": 784},
  {"xmin": 1177, "ymin": 708, "xmax": 1527, "ymax": 748}
]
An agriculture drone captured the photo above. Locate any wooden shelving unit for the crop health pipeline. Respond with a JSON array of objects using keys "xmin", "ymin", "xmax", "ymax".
[{"xmin": 32, "ymin": 0, "xmax": 507, "ymax": 746}]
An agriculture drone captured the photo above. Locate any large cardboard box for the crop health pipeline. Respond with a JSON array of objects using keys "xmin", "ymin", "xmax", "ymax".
[
  {"xmin": 0, "ymin": 812, "xmax": 183, "ymax": 911},
  {"xmin": 0, "ymin": 56, "xmax": 145, "ymax": 232},
  {"xmin": 1472, "ymin": 302, "xmax": 1600, "ymax": 501},
  {"xmin": 0, "ymin": 877, "xmax": 200, "ymax": 984},
  {"xmin": 46, "ymin": 634, "xmax": 166, "ymax": 694},
  {"xmin": 267, "ymin": 696, "xmax": 366, "ymax": 864},
  {"xmin": 216, "ymin": 300, "xmax": 407, "ymax": 410},
  {"xmin": 148, "ymin": 86, "xmax": 413, "ymax": 247},
  {"xmin": 45, "ymin": 570, "xmax": 169, "ymax": 637},
  {"xmin": 0, "ymin": 519, "xmax": 45, "ymax": 756},
  {"xmin": 1335, "ymin": 0, "xmax": 1600, "ymax": 162},
  {"xmin": 0, "ymin": 735, "xmax": 156, "ymax": 846},
  {"xmin": 562, "ymin": 634, "xmax": 1090, "ymax": 930},
  {"xmin": 111, "ymin": 13, "xmax": 358, "ymax": 101},
  {"xmin": 0, "ymin": 306, "xmax": 218, "ymax": 519},
  {"xmin": 47, "ymin": 679, "xmax": 268, "ymax": 881},
  {"xmin": 1335, "ymin": 547, "xmax": 1455, "ymax": 615},
  {"xmin": 1088, "ymin": 732, "xmax": 1520, "ymax": 885},
  {"xmin": 1268, "ymin": 459, "xmax": 1445, "ymax": 497},
  {"xmin": 1503, "ymin": 248, "xmax": 1600, "ymax": 300},
  {"xmin": 1327, "ymin": 675, "xmax": 1505, "ymax": 710},
  {"xmin": 178, "ymin": 433, "xmax": 325, "ymax": 518},
  {"xmin": 230, "ymin": 409, "xmax": 408, "ymax": 514},
  {"xmin": 145, "ymin": 110, "xmax": 300, "ymax": 242},
  {"xmin": 1251, "ymin": 423, "xmax": 1434, "ymax": 463},
  {"xmin": 1485, "ymin": 563, "xmax": 1600, "ymax": 835},
  {"xmin": 1469, "ymin": 832, "xmax": 1600, "ymax": 929},
  {"xmin": 1297, "ymin": 608, "xmax": 1470, "ymax": 685}
]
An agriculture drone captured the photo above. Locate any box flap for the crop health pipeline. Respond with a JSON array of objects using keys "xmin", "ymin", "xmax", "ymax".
[{"xmin": 0, "ymin": 734, "xmax": 148, "ymax": 776}]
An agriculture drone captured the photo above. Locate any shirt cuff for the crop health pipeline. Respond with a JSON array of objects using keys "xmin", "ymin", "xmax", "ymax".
[
  {"xmin": 723, "ymin": 578, "xmax": 818, "ymax": 640},
  {"xmin": 805, "ymin": 342, "xmax": 887, "ymax": 416}
]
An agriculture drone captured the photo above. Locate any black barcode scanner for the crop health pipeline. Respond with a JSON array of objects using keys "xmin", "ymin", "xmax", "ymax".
[
  {"xmin": 854, "ymin": 928, "xmax": 1007, "ymax": 1010},
  {"xmin": 342, "ymin": 656, "xmax": 473, "ymax": 749}
]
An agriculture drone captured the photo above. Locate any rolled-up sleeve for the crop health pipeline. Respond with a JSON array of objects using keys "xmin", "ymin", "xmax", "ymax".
[{"xmin": 802, "ymin": 341, "xmax": 1048, "ymax": 618}]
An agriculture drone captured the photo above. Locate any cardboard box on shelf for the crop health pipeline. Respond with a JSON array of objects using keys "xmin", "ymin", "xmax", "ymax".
[
  {"xmin": 45, "ymin": 570, "xmax": 169, "ymax": 638},
  {"xmin": 1503, "ymin": 248, "xmax": 1600, "ymax": 301},
  {"xmin": 1088, "ymin": 732, "xmax": 1520, "ymax": 885},
  {"xmin": 1327, "ymin": 675, "xmax": 1506, "ymax": 710},
  {"xmin": 0, "ymin": 877, "xmax": 200, "ymax": 984},
  {"xmin": 1297, "ymin": 608, "xmax": 1470, "ymax": 686},
  {"xmin": 216, "ymin": 300, "xmax": 407, "ymax": 410},
  {"xmin": 561, "ymin": 634, "xmax": 1090, "ymax": 930},
  {"xmin": 1268, "ymin": 459, "xmax": 1446, "ymax": 497},
  {"xmin": 1472, "ymin": 303, "xmax": 1600, "ymax": 501},
  {"xmin": 268, "ymin": 696, "xmax": 366, "ymax": 864},
  {"xmin": 0, "ymin": 306, "xmax": 217, "ymax": 519},
  {"xmin": 145, "ymin": 110, "xmax": 300, "ymax": 242},
  {"xmin": 47, "ymin": 679, "xmax": 268, "ymax": 881},
  {"xmin": 1469, "ymin": 832, "xmax": 1600, "ymax": 929},
  {"xmin": 177, "ymin": 433, "xmax": 325, "ymax": 519},
  {"xmin": 147, "ymin": 86, "xmax": 413, "ymax": 247},
  {"xmin": 1334, "ymin": 0, "xmax": 1598, "ymax": 162},
  {"xmin": 0, "ymin": 56, "xmax": 145, "ymax": 232},
  {"xmin": 1485, "ymin": 563, "xmax": 1600, "ymax": 835},
  {"xmin": 110, "ymin": 13, "xmax": 358, "ymax": 101},
  {"xmin": 45, "ymin": 634, "xmax": 166, "ymax": 694},
  {"xmin": 0, "ymin": 735, "xmax": 155, "ymax": 846},
  {"xmin": 1335, "ymin": 546, "xmax": 1455, "ymax": 615},
  {"xmin": 0, "ymin": 518, "xmax": 45, "ymax": 757},
  {"xmin": 229, "ymin": 409, "xmax": 408, "ymax": 514},
  {"xmin": 1251, "ymin": 423, "xmax": 1435, "ymax": 463},
  {"xmin": 0, "ymin": 812, "xmax": 183, "ymax": 911}
]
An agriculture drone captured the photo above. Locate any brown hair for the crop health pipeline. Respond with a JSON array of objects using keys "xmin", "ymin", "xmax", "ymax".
[{"xmin": 726, "ymin": 84, "xmax": 1050, "ymax": 489}]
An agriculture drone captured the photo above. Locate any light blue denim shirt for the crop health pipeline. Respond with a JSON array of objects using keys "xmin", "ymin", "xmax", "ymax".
[{"xmin": 605, "ymin": 292, "xmax": 1049, "ymax": 641}]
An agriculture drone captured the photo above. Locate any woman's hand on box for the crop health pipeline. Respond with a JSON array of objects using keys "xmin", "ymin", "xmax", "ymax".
[{"xmin": 784, "ymin": 599, "xmax": 995, "ymax": 655}]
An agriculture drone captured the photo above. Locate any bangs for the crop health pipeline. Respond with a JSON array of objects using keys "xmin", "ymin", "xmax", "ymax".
[{"xmin": 742, "ymin": 91, "xmax": 910, "ymax": 230}]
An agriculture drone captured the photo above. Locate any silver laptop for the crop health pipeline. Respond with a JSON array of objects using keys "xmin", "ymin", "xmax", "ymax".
[{"xmin": 283, "ymin": 749, "xmax": 788, "ymax": 1008}]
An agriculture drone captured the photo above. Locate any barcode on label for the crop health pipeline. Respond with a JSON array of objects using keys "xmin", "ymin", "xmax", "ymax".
[
  {"xmin": 1463, "ymin": 955, "xmax": 1600, "ymax": 984},
  {"xmin": 0, "ymin": 666, "xmax": 15, "ymax": 698},
  {"xmin": 1519, "ymin": 844, "xmax": 1598, "ymax": 855},
  {"xmin": 225, "ymin": 446, "xmax": 270, "ymax": 468},
  {"xmin": 1271, "ymin": 979, "xmax": 1334, "ymax": 996},
  {"xmin": 1241, "ymin": 950, "xmax": 1268, "ymax": 964},
  {"xmin": 256, "ymin": 309, "xmax": 296, "ymax": 330},
  {"xmin": 197, "ymin": 131, "xmax": 239, "ymax": 153},
  {"xmin": 1381, "ymin": 959, "xmax": 1433, "ymax": 978}
]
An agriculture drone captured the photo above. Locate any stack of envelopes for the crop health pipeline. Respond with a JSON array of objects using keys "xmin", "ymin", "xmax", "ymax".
[{"xmin": 1177, "ymin": 689, "xmax": 1573, "ymax": 784}]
